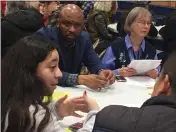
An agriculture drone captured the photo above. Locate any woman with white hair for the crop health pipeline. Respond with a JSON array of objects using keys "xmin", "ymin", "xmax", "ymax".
[
  {"xmin": 102, "ymin": 7, "xmax": 160, "ymax": 78},
  {"xmin": 87, "ymin": 1, "xmax": 118, "ymax": 44}
]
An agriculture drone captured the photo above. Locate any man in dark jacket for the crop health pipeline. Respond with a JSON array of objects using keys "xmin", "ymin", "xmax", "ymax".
[
  {"xmin": 159, "ymin": 13, "xmax": 176, "ymax": 54},
  {"xmin": 158, "ymin": 12, "xmax": 176, "ymax": 68},
  {"xmin": 2, "ymin": 7, "xmax": 44, "ymax": 57},
  {"xmin": 37, "ymin": 4, "xmax": 115, "ymax": 89},
  {"xmin": 93, "ymin": 52, "xmax": 176, "ymax": 132}
]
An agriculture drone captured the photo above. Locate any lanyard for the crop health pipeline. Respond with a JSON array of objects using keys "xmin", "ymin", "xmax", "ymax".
[{"xmin": 133, "ymin": 50, "xmax": 140, "ymax": 60}]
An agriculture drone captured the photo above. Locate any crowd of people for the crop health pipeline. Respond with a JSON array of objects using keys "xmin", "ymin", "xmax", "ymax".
[{"xmin": 1, "ymin": 1, "xmax": 176, "ymax": 132}]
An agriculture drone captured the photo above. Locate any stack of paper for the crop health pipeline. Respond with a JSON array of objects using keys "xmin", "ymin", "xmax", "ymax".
[{"xmin": 128, "ymin": 60, "xmax": 161, "ymax": 74}]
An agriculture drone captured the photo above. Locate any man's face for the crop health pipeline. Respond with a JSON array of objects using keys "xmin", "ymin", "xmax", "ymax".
[{"xmin": 58, "ymin": 10, "xmax": 84, "ymax": 42}]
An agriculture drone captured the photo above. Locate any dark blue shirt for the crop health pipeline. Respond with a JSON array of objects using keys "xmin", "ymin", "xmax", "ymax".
[{"xmin": 37, "ymin": 26, "xmax": 104, "ymax": 86}]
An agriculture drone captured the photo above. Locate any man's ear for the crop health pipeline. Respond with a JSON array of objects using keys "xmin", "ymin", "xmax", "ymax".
[{"xmin": 160, "ymin": 75, "xmax": 171, "ymax": 94}]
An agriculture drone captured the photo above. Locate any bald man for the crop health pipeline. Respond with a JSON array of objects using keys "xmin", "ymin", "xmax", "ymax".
[{"xmin": 37, "ymin": 4, "xmax": 115, "ymax": 89}]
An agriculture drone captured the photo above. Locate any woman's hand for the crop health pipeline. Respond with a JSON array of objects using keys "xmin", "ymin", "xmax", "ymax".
[
  {"xmin": 146, "ymin": 69, "xmax": 158, "ymax": 79},
  {"xmin": 118, "ymin": 67, "xmax": 137, "ymax": 77}
]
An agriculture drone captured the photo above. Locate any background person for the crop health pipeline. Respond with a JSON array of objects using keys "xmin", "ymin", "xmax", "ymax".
[
  {"xmin": 102, "ymin": 7, "xmax": 160, "ymax": 78},
  {"xmin": 37, "ymin": 4, "xmax": 115, "ymax": 89},
  {"xmin": 2, "ymin": 35, "xmax": 100, "ymax": 132},
  {"xmin": 93, "ymin": 52, "xmax": 176, "ymax": 132}
]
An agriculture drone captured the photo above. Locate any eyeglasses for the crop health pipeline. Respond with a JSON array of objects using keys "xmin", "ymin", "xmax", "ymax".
[{"xmin": 135, "ymin": 20, "xmax": 152, "ymax": 27}]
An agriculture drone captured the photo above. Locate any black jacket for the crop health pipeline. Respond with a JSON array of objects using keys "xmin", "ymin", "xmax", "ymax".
[
  {"xmin": 1, "ymin": 8, "xmax": 44, "ymax": 57},
  {"xmin": 110, "ymin": 38, "xmax": 156, "ymax": 69},
  {"xmin": 87, "ymin": 10, "xmax": 114, "ymax": 43},
  {"xmin": 93, "ymin": 95, "xmax": 176, "ymax": 132},
  {"xmin": 159, "ymin": 15, "xmax": 176, "ymax": 54}
]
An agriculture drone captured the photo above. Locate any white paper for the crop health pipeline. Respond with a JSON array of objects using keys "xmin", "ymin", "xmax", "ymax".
[
  {"xmin": 125, "ymin": 76, "xmax": 156, "ymax": 88},
  {"xmin": 128, "ymin": 60, "xmax": 161, "ymax": 74}
]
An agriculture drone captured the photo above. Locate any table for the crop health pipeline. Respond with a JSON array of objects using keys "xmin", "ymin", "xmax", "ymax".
[{"xmin": 55, "ymin": 77, "xmax": 153, "ymax": 128}]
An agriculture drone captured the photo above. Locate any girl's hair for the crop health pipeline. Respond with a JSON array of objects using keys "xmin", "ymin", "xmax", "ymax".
[{"xmin": 2, "ymin": 35, "xmax": 57, "ymax": 132}]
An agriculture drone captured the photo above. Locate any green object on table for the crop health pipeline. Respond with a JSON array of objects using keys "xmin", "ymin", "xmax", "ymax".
[
  {"xmin": 43, "ymin": 92, "xmax": 73, "ymax": 132},
  {"xmin": 64, "ymin": 128, "xmax": 73, "ymax": 132},
  {"xmin": 43, "ymin": 91, "xmax": 70, "ymax": 102}
]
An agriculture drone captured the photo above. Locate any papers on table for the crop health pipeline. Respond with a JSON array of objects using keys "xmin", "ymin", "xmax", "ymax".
[
  {"xmin": 125, "ymin": 76, "xmax": 156, "ymax": 88},
  {"xmin": 128, "ymin": 60, "xmax": 161, "ymax": 74}
]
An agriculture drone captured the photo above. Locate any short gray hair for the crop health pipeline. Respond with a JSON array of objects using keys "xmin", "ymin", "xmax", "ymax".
[
  {"xmin": 124, "ymin": 7, "xmax": 152, "ymax": 33},
  {"xmin": 5, "ymin": 1, "xmax": 28, "ymax": 15}
]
